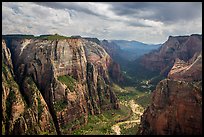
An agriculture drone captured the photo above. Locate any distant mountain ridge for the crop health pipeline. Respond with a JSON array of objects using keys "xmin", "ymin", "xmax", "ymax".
[
  {"xmin": 110, "ymin": 40, "xmax": 161, "ymax": 49},
  {"xmin": 140, "ymin": 34, "xmax": 202, "ymax": 76},
  {"xmin": 110, "ymin": 40, "xmax": 161, "ymax": 61}
]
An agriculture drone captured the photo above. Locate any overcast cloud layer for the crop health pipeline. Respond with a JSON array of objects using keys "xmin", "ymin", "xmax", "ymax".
[{"xmin": 2, "ymin": 2, "xmax": 202, "ymax": 44}]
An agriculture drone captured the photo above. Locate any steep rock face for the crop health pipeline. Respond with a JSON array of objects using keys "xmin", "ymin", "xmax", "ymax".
[
  {"xmin": 2, "ymin": 40, "xmax": 13, "ymax": 70},
  {"xmin": 138, "ymin": 53, "xmax": 202, "ymax": 135},
  {"xmin": 2, "ymin": 40, "xmax": 56, "ymax": 135},
  {"xmin": 168, "ymin": 52, "xmax": 202, "ymax": 82},
  {"xmin": 111, "ymin": 40, "xmax": 161, "ymax": 61},
  {"xmin": 140, "ymin": 34, "xmax": 202, "ymax": 75},
  {"xmin": 99, "ymin": 40, "xmax": 124, "ymax": 82},
  {"xmin": 2, "ymin": 36, "xmax": 120, "ymax": 134},
  {"xmin": 86, "ymin": 39, "xmax": 123, "ymax": 83},
  {"xmin": 100, "ymin": 40, "xmax": 122, "ymax": 60}
]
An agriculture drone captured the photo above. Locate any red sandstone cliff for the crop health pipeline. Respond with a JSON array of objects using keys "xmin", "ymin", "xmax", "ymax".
[
  {"xmin": 138, "ymin": 52, "xmax": 202, "ymax": 135},
  {"xmin": 140, "ymin": 34, "xmax": 202, "ymax": 75},
  {"xmin": 2, "ymin": 35, "xmax": 121, "ymax": 135}
]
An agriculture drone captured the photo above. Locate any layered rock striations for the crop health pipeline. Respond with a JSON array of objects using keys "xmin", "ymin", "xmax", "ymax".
[
  {"xmin": 140, "ymin": 34, "xmax": 202, "ymax": 75},
  {"xmin": 168, "ymin": 51, "xmax": 202, "ymax": 82},
  {"xmin": 100, "ymin": 40, "xmax": 122, "ymax": 60},
  {"xmin": 2, "ymin": 35, "xmax": 120, "ymax": 135},
  {"xmin": 85, "ymin": 38, "xmax": 123, "ymax": 83},
  {"xmin": 138, "ymin": 52, "xmax": 202, "ymax": 135},
  {"xmin": 2, "ymin": 40, "xmax": 57, "ymax": 135}
]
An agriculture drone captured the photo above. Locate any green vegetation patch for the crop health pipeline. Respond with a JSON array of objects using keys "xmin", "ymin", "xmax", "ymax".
[
  {"xmin": 135, "ymin": 94, "xmax": 151, "ymax": 108},
  {"xmin": 39, "ymin": 131, "xmax": 49, "ymax": 135},
  {"xmin": 37, "ymin": 96, "xmax": 43, "ymax": 118},
  {"xmin": 112, "ymin": 83, "xmax": 151, "ymax": 109},
  {"xmin": 2, "ymin": 62, "xmax": 16, "ymax": 86},
  {"xmin": 6, "ymin": 89, "xmax": 16, "ymax": 120},
  {"xmin": 60, "ymin": 114, "xmax": 85, "ymax": 134},
  {"xmin": 2, "ymin": 62, "xmax": 7, "ymax": 74},
  {"xmin": 37, "ymin": 34, "xmax": 69, "ymax": 40},
  {"xmin": 113, "ymin": 85, "xmax": 139, "ymax": 101},
  {"xmin": 72, "ymin": 104, "xmax": 131, "ymax": 135},
  {"xmin": 120, "ymin": 124, "xmax": 139, "ymax": 135},
  {"xmin": 2, "ymin": 123, "xmax": 5, "ymax": 135},
  {"xmin": 2, "ymin": 34, "xmax": 35, "ymax": 39},
  {"xmin": 3, "ymin": 34, "xmax": 70, "ymax": 40},
  {"xmin": 54, "ymin": 99, "xmax": 68, "ymax": 112},
  {"xmin": 57, "ymin": 75, "xmax": 77, "ymax": 92}
]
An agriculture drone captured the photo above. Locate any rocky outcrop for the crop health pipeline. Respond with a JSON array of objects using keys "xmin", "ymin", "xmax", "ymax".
[
  {"xmin": 2, "ymin": 39, "xmax": 56, "ymax": 135},
  {"xmin": 140, "ymin": 34, "xmax": 202, "ymax": 76},
  {"xmin": 2, "ymin": 35, "xmax": 120, "ymax": 135},
  {"xmin": 100, "ymin": 40, "xmax": 122, "ymax": 60},
  {"xmin": 168, "ymin": 52, "xmax": 202, "ymax": 82},
  {"xmin": 138, "ymin": 52, "xmax": 202, "ymax": 135},
  {"xmin": 87, "ymin": 39, "xmax": 123, "ymax": 83}
]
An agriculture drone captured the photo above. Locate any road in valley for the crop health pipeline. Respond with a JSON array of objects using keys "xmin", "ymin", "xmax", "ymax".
[{"xmin": 111, "ymin": 100, "xmax": 144, "ymax": 135}]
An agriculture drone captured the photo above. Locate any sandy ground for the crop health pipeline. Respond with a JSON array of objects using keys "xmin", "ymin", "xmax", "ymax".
[{"xmin": 111, "ymin": 100, "xmax": 144, "ymax": 135}]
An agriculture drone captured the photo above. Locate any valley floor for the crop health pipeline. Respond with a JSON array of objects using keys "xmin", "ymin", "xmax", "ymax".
[
  {"xmin": 111, "ymin": 99, "xmax": 144, "ymax": 135},
  {"xmin": 72, "ymin": 84, "xmax": 151, "ymax": 135}
]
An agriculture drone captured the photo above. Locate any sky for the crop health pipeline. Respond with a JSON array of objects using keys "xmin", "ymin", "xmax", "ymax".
[{"xmin": 2, "ymin": 2, "xmax": 202, "ymax": 44}]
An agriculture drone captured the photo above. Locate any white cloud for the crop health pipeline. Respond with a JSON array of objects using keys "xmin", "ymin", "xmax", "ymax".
[{"xmin": 2, "ymin": 2, "xmax": 202, "ymax": 44}]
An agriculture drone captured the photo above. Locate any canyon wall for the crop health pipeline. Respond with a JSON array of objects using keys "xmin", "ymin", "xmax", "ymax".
[
  {"xmin": 138, "ymin": 51, "xmax": 202, "ymax": 135},
  {"xmin": 140, "ymin": 34, "xmax": 202, "ymax": 76},
  {"xmin": 2, "ymin": 36, "xmax": 121, "ymax": 135}
]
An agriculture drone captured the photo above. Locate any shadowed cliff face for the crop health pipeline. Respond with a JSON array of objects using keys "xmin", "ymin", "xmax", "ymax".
[
  {"xmin": 140, "ymin": 34, "xmax": 202, "ymax": 76},
  {"xmin": 2, "ymin": 40, "xmax": 57, "ymax": 135},
  {"xmin": 138, "ymin": 52, "xmax": 202, "ymax": 135},
  {"xmin": 2, "ymin": 37, "xmax": 120, "ymax": 135}
]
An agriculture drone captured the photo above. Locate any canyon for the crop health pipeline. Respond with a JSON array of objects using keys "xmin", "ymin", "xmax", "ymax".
[
  {"xmin": 2, "ymin": 35, "xmax": 121, "ymax": 135},
  {"xmin": 140, "ymin": 34, "xmax": 202, "ymax": 76},
  {"xmin": 2, "ymin": 34, "xmax": 202, "ymax": 135},
  {"xmin": 138, "ymin": 35, "xmax": 202, "ymax": 135}
]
